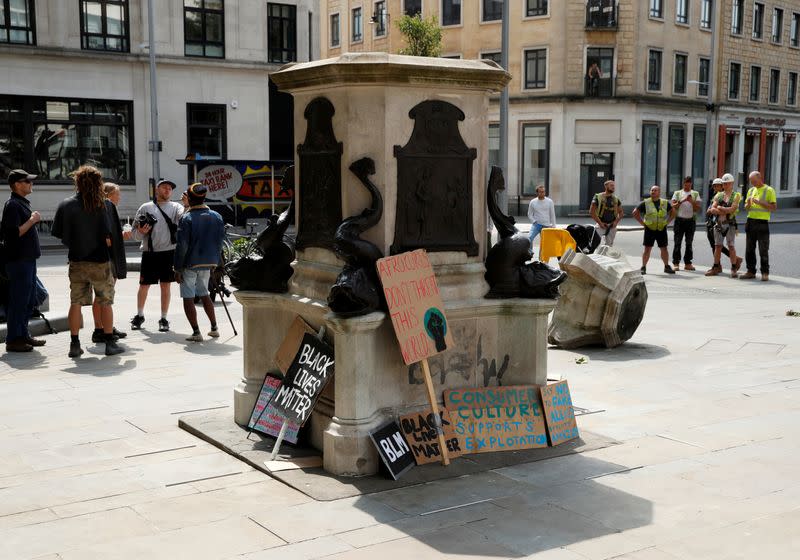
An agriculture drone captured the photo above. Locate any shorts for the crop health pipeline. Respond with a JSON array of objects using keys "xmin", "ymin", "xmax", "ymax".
[
  {"xmin": 713, "ymin": 223, "xmax": 737, "ymax": 246},
  {"xmin": 643, "ymin": 228, "xmax": 668, "ymax": 248},
  {"xmin": 595, "ymin": 223, "xmax": 617, "ymax": 246},
  {"xmin": 140, "ymin": 250, "xmax": 175, "ymax": 285},
  {"xmin": 69, "ymin": 261, "xmax": 115, "ymax": 306},
  {"xmin": 179, "ymin": 267, "xmax": 211, "ymax": 299}
]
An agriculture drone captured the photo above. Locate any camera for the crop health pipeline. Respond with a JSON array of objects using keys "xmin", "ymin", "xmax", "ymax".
[{"xmin": 136, "ymin": 213, "xmax": 158, "ymax": 228}]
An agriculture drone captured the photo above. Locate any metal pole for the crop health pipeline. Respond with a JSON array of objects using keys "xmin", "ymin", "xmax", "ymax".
[
  {"xmin": 705, "ymin": 0, "xmax": 719, "ymax": 195},
  {"xmin": 147, "ymin": 0, "xmax": 161, "ymax": 183},
  {"xmin": 498, "ymin": 0, "xmax": 510, "ymax": 213}
]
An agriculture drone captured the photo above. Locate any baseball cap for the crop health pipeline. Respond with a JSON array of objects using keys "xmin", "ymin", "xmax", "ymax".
[
  {"xmin": 8, "ymin": 169, "xmax": 37, "ymax": 186},
  {"xmin": 187, "ymin": 182, "xmax": 208, "ymax": 198},
  {"xmin": 156, "ymin": 179, "xmax": 176, "ymax": 189},
  {"xmin": 712, "ymin": 178, "xmax": 723, "ymax": 185},
  {"xmin": 721, "ymin": 173, "xmax": 735, "ymax": 183}
]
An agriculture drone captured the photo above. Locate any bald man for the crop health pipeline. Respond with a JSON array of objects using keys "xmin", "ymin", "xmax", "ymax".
[
  {"xmin": 741, "ymin": 171, "xmax": 777, "ymax": 281},
  {"xmin": 632, "ymin": 185, "xmax": 676, "ymax": 275}
]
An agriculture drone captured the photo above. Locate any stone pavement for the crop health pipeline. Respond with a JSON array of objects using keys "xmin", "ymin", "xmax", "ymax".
[{"xmin": 1, "ymin": 252, "xmax": 799, "ymax": 559}]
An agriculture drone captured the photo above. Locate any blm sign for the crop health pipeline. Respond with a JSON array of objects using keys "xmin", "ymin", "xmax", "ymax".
[
  {"xmin": 369, "ymin": 421, "xmax": 416, "ymax": 480},
  {"xmin": 270, "ymin": 333, "xmax": 335, "ymax": 426}
]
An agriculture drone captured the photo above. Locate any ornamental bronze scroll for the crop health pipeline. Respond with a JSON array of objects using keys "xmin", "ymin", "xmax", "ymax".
[{"xmin": 392, "ymin": 100, "xmax": 478, "ymax": 256}]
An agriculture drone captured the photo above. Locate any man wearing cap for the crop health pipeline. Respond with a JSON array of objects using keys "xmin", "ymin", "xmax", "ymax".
[
  {"xmin": 741, "ymin": 171, "xmax": 777, "ymax": 281},
  {"xmin": 670, "ymin": 176, "xmax": 701, "ymax": 271},
  {"xmin": 131, "ymin": 179, "xmax": 184, "ymax": 331},
  {"xmin": 173, "ymin": 183, "xmax": 224, "ymax": 342},
  {"xmin": 705, "ymin": 173, "xmax": 742, "ymax": 277},
  {"xmin": 632, "ymin": 185, "xmax": 676, "ymax": 275},
  {"xmin": 1, "ymin": 170, "xmax": 44, "ymax": 352}
]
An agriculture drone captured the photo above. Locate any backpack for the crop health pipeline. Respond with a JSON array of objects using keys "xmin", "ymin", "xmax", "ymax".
[{"xmin": 566, "ymin": 224, "xmax": 601, "ymax": 254}]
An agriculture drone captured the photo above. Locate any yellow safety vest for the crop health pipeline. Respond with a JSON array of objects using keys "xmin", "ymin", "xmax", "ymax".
[
  {"xmin": 746, "ymin": 185, "xmax": 775, "ymax": 220},
  {"xmin": 643, "ymin": 198, "xmax": 668, "ymax": 231}
]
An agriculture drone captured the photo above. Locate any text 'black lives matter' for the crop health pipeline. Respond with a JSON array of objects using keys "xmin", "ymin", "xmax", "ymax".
[
  {"xmin": 369, "ymin": 421, "xmax": 416, "ymax": 480},
  {"xmin": 270, "ymin": 333, "xmax": 335, "ymax": 426}
]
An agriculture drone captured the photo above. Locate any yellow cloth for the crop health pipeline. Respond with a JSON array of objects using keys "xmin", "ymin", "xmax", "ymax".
[{"xmin": 539, "ymin": 228, "xmax": 577, "ymax": 262}]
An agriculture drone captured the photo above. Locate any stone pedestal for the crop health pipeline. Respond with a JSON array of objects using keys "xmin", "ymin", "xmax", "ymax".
[{"xmin": 548, "ymin": 246, "xmax": 648, "ymax": 349}]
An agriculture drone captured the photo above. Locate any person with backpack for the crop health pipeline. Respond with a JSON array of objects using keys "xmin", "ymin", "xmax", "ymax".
[
  {"xmin": 632, "ymin": 185, "xmax": 676, "ymax": 275},
  {"xmin": 705, "ymin": 173, "xmax": 742, "ymax": 278},
  {"xmin": 1, "ymin": 169, "xmax": 45, "ymax": 352},
  {"xmin": 590, "ymin": 180, "xmax": 623, "ymax": 246}
]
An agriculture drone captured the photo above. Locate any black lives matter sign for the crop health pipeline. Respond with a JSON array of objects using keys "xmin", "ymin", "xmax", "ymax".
[
  {"xmin": 369, "ymin": 421, "xmax": 416, "ymax": 480},
  {"xmin": 270, "ymin": 333, "xmax": 335, "ymax": 426}
]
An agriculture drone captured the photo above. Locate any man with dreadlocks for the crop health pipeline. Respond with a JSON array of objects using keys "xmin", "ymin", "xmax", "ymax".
[{"xmin": 52, "ymin": 165, "xmax": 125, "ymax": 358}]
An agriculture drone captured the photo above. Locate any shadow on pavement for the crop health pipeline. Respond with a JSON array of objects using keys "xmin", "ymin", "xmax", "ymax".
[
  {"xmin": 62, "ymin": 354, "xmax": 138, "ymax": 376},
  {"xmin": 552, "ymin": 342, "xmax": 670, "ymax": 363}
]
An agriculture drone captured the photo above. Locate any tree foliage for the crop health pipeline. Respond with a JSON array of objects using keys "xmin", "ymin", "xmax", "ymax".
[{"xmin": 396, "ymin": 14, "xmax": 443, "ymax": 57}]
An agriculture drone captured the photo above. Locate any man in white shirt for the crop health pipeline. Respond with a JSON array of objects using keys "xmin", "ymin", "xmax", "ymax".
[
  {"xmin": 670, "ymin": 176, "xmax": 701, "ymax": 270},
  {"xmin": 527, "ymin": 185, "xmax": 556, "ymax": 251}
]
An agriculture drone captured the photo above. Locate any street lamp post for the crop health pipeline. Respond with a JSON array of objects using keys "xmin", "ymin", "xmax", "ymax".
[
  {"xmin": 498, "ymin": 0, "xmax": 510, "ymax": 213},
  {"xmin": 147, "ymin": 0, "xmax": 161, "ymax": 186}
]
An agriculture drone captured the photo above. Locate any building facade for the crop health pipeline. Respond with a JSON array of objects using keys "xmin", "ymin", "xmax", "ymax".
[
  {"xmin": 0, "ymin": 0, "xmax": 318, "ymax": 219},
  {"xmin": 319, "ymin": 0, "xmax": 799, "ymax": 213}
]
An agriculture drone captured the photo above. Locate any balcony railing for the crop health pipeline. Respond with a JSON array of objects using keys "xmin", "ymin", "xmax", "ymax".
[
  {"xmin": 586, "ymin": 1, "xmax": 618, "ymax": 30},
  {"xmin": 585, "ymin": 76, "xmax": 615, "ymax": 98}
]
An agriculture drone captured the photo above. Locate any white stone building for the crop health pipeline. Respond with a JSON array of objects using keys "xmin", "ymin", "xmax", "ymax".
[{"xmin": 0, "ymin": 0, "xmax": 319, "ymax": 219}]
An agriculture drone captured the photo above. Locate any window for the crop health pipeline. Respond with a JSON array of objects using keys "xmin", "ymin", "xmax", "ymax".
[
  {"xmin": 731, "ymin": 0, "xmax": 743, "ymax": 34},
  {"xmin": 674, "ymin": 54, "xmax": 687, "ymax": 94},
  {"xmin": 0, "ymin": 95, "xmax": 133, "ymax": 183},
  {"xmin": 792, "ymin": 13, "xmax": 800, "ymax": 47},
  {"xmin": 187, "ymin": 103, "xmax": 226, "ymax": 161},
  {"xmin": 585, "ymin": 47, "xmax": 614, "ymax": 97},
  {"xmin": 753, "ymin": 2, "xmax": 764, "ymax": 39},
  {"xmin": 780, "ymin": 137, "xmax": 791, "ymax": 191},
  {"xmin": 788, "ymin": 72, "xmax": 797, "ymax": 105},
  {"xmin": 524, "ymin": 49, "xmax": 547, "ymax": 89},
  {"xmin": 184, "ymin": 0, "xmax": 224, "ymax": 58},
  {"xmin": 526, "ymin": 0, "xmax": 548, "ymax": 17},
  {"xmin": 692, "ymin": 126, "xmax": 706, "ymax": 187},
  {"xmin": 330, "ymin": 13, "xmax": 339, "ymax": 47},
  {"xmin": 0, "ymin": 0, "xmax": 35, "ymax": 44},
  {"xmin": 769, "ymin": 69, "xmax": 780, "ymax": 103},
  {"xmin": 641, "ymin": 123, "xmax": 660, "ymax": 196},
  {"xmin": 676, "ymin": 0, "xmax": 688, "ymax": 24},
  {"xmin": 772, "ymin": 8, "xmax": 783, "ymax": 42},
  {"xmin": 729, "ymin": 62, "xmax": 741, "ymax": 99},
  {"xmin": 521, "ymin": 123, "xmax": 549, "ymax": 195},
  {"xmin": 442, "ymin": 0, "xmax": 460, "ymax": 26},
  {"xmin": 404, "ymin": 0, "xmax": 421, "ymax": 16},
  {"xmin": 483, "ymin": 0, "xmax": 502, "ymax": 21},
  {"xmin": 488, "ymin": 123, "xmax": 500, "ymax": 170},
  {"xmin": 648, "ymin": 50, "xmax": 662, "ymax": 91},
  {"xmin": 351, "ymin": 7, "xmax": 362, "ymax": 41},
  {"xmin": 750, "ymin": 66, "xmax": 761, "ymax": 101},
  {"xmin": 649, "ymin": 0, "xmax": 663, "ymax": 19},
  {"xmin": 481, "ymin": 51, "xmax": 502, "ymax": 65},
  {"xmin": 667, "ymin": 125, "xmax": 686, "ymax": 193},
  {"xmin": 268, "ymin": 4, "xmax": 296, "ymax": 63},
  {"xmin": 80, "ymin": 1, "xmax": 128, "ymax": 52},
  {"xmin": 374, "ymin": 1, "xmax": 387, "ymax": 36},
  {"xmin": 698, "ymin": 58, "xmax": 710, "ymax": 96},
  {"xmin": 700, "ymin": 0, "xmax": 711, "ymax": 29}
]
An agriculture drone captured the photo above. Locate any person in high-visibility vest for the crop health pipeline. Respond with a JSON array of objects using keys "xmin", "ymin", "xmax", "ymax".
[
  {"xmin": 740, "ymin": 171, "xmax": 777, "ymax": 281},
  {"xmin": 632, "ymin": 185, "xmax": 676, "ymax": 275},
  {"xmin": 705, "ymin": 173, "xmax": 742, "ymax": 277}
]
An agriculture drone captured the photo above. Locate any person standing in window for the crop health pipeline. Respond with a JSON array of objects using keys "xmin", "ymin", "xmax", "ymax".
[
  {"xmin": 1, "ymin": 170, "xmax": 44, "ymax": 353},
  {"xmin": 587, "ymin": 62, "xmax": 602, "ymax": 96}
]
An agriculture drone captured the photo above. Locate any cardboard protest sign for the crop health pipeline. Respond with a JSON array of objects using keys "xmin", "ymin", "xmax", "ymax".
[
  {"xmin": 444, "ymin": 386, "xmax": 548, "ymax": 454},
  {"xmin": 274, "ymin": 316, "xmax": 316, "ymax": 374},
  {"xmin": 398, "ymin": 409, "xmax": 463, "ymax": 465},
  {"xmin": 369, "ymin": 421, "xmax": 416, "ymax": 480},
  {"xmin": 540, "ymin": 380, "xmax": 579, "ymax": 446},
  {"xmin": 376, "ymin": 249, "xmax": 454, "ymax": 365},
  {"xmin": 270, "ymin": 333, "xmax": 335, "ymax": 426},
  {"xmin": 247, "ymin": 375, "xmax": 300, "ymax": 444}
]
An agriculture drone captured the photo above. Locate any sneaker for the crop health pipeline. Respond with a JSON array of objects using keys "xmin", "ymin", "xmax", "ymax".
[
  {"xmin": 739, "ymin": 271, "xmax": 757, "ymax": 279},
  {"xmin": 6, "ymin": 339, "xmax": 33, "ymax": 353},
  {"xmin": 664, "ymin": 266, "xmax": 676, "ymax": 275},
  {"xmin": 207, "ymin": 327, "xmax": 220, "ymax": 338},
  {"xmin": 130, "ymin": 315, "xmax": 145, "ymax": 330},
  {"xmin": 761, "ymin": 274, "xmax": 769, "ymax": 282},
  {"xmin": 92, "ymin": 329, "xmax": 119, "ymax": 343},
  {"xmin": 113, "ymin": 327, "xmax": 127, "ymax": 339},
  {"xmin": 705, "ymin": 265, "xmax": 722, "ymax": 276},
  {"xmin": 672, "ymin": 263, "xmax": 680, "ymax": 271},
  {"xmin": 158, "ymin": 318, "xmax": 170, "ymax": 332},
  {"xmin": 730, "ymin": 270, "xmax": 738, "ymax": 279},
  {"xmin": 683, "ymin": 264, "xmax": 696, "ymax": 271},
  {"xmin": 25, "ymin": 337, "xmax": 46, "ymax": 347},
  {"xmin": 105, "ymin": 340, "xmax": 124, "ymax": 356},
  {"xmin": 732, "ymin": 257, "xmax": 743, "ymax": 274},
  {"xmin": 186, "ymin": 332, "xmax": 203, "ymax": 342},
  {"xmin": 640, "ymin": 266, "xmax": 647, "ymax": 275},
  {"xmin": 68, "ymin": 342, "xmax": 84, "ymax": 358}
]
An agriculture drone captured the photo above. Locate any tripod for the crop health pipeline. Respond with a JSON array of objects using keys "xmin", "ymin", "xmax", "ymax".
[{"xmin": 208, "ymin": 266, "xmax": 238, "ymax": 336}]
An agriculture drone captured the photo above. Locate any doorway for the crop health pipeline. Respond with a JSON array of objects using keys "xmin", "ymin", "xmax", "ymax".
[{"xmin": 579, "ymin": 152, "xmax": 614, "ymax": 209}]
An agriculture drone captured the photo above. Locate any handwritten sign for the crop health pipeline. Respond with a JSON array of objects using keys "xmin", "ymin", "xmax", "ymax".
[
  {"xmin": 444, "ymin": 386, "xmax": 548, "ymax": 453},
  {"xmin": 540, "ymin": 381, "xmax": 579, "ymax": 446},
  {"xmin": 247, "ymin": 375, "xmax": 300, "ymax": 444},
  {"xmin": 369, "ymin": 421, "xmax": 416, "ymax": 480},
  {"xmin": 270, "ymin": 333, "xmax": 334, "ymax": 426},
  {"xmin": 398, "ymin": 409, "xmax": 463, "ymax": 465},
  {"xmin": 198, "ymin": 164, "xmax": 243, "ymax": 201},
  {"xmin": 376, "ymin": 249, "xmax": 454, "ymax": 365},
  {"xmin": 274, "ymin": 316, "xmax": 316, "ymax": 374}
]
